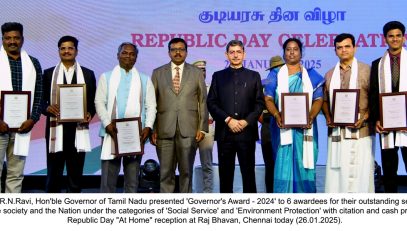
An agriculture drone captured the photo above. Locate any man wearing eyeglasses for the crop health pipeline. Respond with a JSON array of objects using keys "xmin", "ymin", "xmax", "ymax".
[
  {"xmin": 207, "ymin": 40, "xmax": 264, "ymax": 193},
  {"xmin": 151, "ymin": 38, "xmax": 208, "ymax": 193}
]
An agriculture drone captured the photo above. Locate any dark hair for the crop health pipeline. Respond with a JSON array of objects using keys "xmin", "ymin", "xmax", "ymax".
[
  {"xmin": 383, "ymin": 21, "xmax": 405, "ymax": 36},
  {"xmin": 334, "ymin": 33, "xmax": 355, "ymax": 47},
  {"xmin": 58, "ymin": 35, "xmax": 79, "ymax": 49},
  {"xmin": 283, "ymin": 38, "xmax": 303, "ymax": 55},
  {"xmin": 117, "ymin": 42, "xmax": 138, "ymax": 55},
  {"xmin": 1, "ymin": 22, "xmax": 23, "ymax": 36},
  {"xmin": 168, "ymin": 38, "xmax": 188, "ymax": 52},
  {"xmin": 226, "ymin": 39, "xmax": 244, "ymax": 52}
]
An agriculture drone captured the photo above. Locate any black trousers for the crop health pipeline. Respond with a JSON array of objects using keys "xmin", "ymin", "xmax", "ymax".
[
  {"xmin": 261, "ymin": 120, "xmax": 274, "ymax": 193},
  {"xmin": 380, "ymin": 146, "xmax": 407, "ymax": 193},
  {"xmin": 46, "ymin": 123, "xmax": 85, "ymax": 193},
  {"xmin": 217, "ymin": 140, "xmax": 256, "ymax": 193}
]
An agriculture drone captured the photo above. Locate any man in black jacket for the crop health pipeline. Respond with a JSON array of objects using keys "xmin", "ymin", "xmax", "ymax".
[
  {"xmin": 369, "ymin": 21, "xmax": 407, "ymax": 193},
  {"xmin": 207, "ymin": 40, "xmax": 264, "ymax": 193},
  {"xmin": 42, "ymin": 36, "xmax": 96, "ymax": 193}
]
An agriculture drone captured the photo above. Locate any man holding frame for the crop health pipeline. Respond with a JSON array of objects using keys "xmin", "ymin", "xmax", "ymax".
[
  {"xmin": 42, "ymin": 35, "xmax": 96, "ymax": 193},
  {"xmin": 322, "ymin": 33, "xmax": 375, "ymax": 193},
  {"xmin": 369, "ymin": 21, "xmax": 407, "ymax": 193},
  {"xmin": 95, "ymin": 42, "xmax": 156, "ymax": 193},
  {"xmin": 0, "ymin": 22, "xmax": 43, "ymax": 193}
]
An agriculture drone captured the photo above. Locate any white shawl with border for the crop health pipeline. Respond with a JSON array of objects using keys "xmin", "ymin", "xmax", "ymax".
[
  {"xmin": 277, "ymin": 64, "xmax": 314, "ymax": 169},
  {"xmin": 48, "ymin": 62, "xmax": 91, "ymax": 153},
  {"xmin": 379, "ymin": 48, "xmax": 407, "ymax": 149},
  {"xmin": 328, "ymin": 58, "xmax": 359, "ymax": 168},
  {"xmin": 0, "ymin": 46, "xmax": 36, "ymax": 156},
  {"xmin": 100, "ymin": 65, "xmax": 142, "ymax": 160}
]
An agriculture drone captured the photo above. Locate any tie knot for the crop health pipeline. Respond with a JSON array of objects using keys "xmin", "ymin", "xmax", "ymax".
[
  {"xmin": 175, "ymin": 66, "xmax": 180, "ymax": 71},
  {"xmin": 392, "ymin": 56, "xmax": 398, "ymax": 61}
]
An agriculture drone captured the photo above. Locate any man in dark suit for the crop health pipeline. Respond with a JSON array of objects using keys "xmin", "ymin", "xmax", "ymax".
[
  {"xmin": 207, "ymin": 40, "xmax": 264, "ymax": 193},
  {"xmin": 42, "ymin": 36, "xmax": 96, "ymax": 193},
  {"xmin": 369, "ymin": 21, "xmax": 407, "ymax": 193},
  {"xmin": 151, "ymin": 38, "xmax": 208, "ymax": 193}
]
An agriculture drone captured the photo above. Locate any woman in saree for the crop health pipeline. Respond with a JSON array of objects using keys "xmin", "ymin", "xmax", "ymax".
[{"xmin": 264, "ymin": 38, "xmax": 324, "ymax": 193}]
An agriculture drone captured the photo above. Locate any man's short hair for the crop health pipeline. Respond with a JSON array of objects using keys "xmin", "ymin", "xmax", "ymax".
[
  {"xmin": 1, "ymin": 22, "xmax": 23, "ymax": 36},
  {"xmin": 226, "ymin": 40, "xmax": 244, "ymax": 52},
  {"xmin": 334, "ymin": 33, "xmax": 355, "ymax": 47},
  {"xmin": 117, "ymin": 42, "xmax": 139, "ymax": 56},
  {"xmin": 168, "ymin": 38, "xmax": 188, "ymax": 52},
  {"xmin": 383, "ymin": 21, "xmax": 405, "ymax": 36},
  {"xmin": 58, "ymin": 35, "xmax": 79, "ymax": 49}
]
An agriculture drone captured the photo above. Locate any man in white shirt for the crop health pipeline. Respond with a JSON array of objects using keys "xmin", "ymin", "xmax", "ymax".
[
  {"xmin": 151, "ymin": 38, "xmax": 208, "ymax": 193},
  {"xmin": 95, "ymin": 42, "xmax": 156, "ymax": 193}
]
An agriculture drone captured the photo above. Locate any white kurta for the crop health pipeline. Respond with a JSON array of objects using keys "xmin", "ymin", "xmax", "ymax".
[
  {"xmin": 325, "ymin": 132, "xmax": 375, "ymax": 193},
  {"xmin": 324, "ymin": 60, "xmax": 375, "ymax": 193}
]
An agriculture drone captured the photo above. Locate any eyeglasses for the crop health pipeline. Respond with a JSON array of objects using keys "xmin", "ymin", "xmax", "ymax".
[{"xmin": 170, "ymin": 48, "xmax": 186, "ymax": 53}]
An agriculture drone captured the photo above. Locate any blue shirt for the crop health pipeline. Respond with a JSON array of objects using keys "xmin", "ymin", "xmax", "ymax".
[{"xmin": 117, "ymin": 68, "xmax": 133, "ymax": 119}]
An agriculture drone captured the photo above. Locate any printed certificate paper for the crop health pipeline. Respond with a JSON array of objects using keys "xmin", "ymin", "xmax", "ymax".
[
  {"xmin": 332, "ymin": 89, "xmax": 359, "ymax": 126},
  {"xmin": 113, "ymin": 117, "xmax": 143, "ymax": 156},
  {"xmin": 58, "ymin": 84, "xmax": 87, "ymax": 122},
  {"xmin": 380, "ymin": 92, "xmax": 407, "ymax": 131},
  {"xmin": 281, "ymin": 93, "xmax": 309, "ymax": 128},
  {"xmin": 0, "ymin": 91, "xmax": 31, "ymax": 131}
]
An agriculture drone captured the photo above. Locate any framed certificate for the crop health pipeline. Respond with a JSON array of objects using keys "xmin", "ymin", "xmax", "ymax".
[
  {"xmin": 0, "ymin": 91, "xmax": 31, "ymax": 132},
  {"xmin": 281, "ymin": 93, "xmax": 309, "ymax": 128},
  {"xmin": 57, "ymin": 84, "xmax": 87, "ymax": 122},
  {"xmin": 113, "ymin": 117, "xmax": 143, "ymax": 156},
  {"xmin": 332, "ymin": 89, "xmax": 360, "ymax": 126},
  {"xmin": 379, "ymin": 92, "xmax": 407, "ymax": 131}
]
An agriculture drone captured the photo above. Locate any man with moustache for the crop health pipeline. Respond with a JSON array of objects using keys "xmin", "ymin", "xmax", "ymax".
[
  {"xmin": 369, "ymin": 21, "xmax": 407, "ymax": 193},
  {"xmin": 96, "ymin": 42, "xmax": 156, "ymax": 193},
  {"xmin": 151, "ymin": 38, "xmax": 208, "ymax": 193},
  {"xmin": 207, "ymin": 40, "xmax": 264, "ymax": 193},
  {"xmin": 322, "ymin": 33, "xmax": 374, "ymax": 193},
  {"xmin": 42, "ymin": 35, "xmax": 96, "ymax": 193},
  {"xmin": 0, "ymin": 22, "xmax": 43, "ymax": 193}
]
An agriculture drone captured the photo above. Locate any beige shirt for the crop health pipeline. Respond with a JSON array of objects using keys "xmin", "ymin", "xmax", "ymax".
[{"xmin": 324, "ymin": 61, "xmax": 373, "ymax": 138}]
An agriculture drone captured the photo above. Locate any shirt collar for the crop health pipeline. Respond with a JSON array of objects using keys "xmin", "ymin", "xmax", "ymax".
[
  {"xmin": 171, "ymin": 62, "xmax": 185, "ymax": 70},
  {"xmin": 63, "ymin": 62, "xmax": 76, "ymax": 72}
]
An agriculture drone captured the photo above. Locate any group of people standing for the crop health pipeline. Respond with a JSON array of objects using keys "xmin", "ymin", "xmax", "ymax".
[
  {"xmin": 0, "ymin": 20, "xmax": 406, "ymax": 194},
  {"xmin": 0, "ymin": 22, "xmax": 213, "ymax": 194},
  {"xmin": 263, "ymin": 20, "xmax": 406, "ymax": 193}
]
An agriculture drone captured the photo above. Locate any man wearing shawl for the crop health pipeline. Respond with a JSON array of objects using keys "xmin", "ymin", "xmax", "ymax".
[
  {"xmin": 0, "ymin": 22, "xmax": 43, "ymax": 193},
  {"xmin": 369, "ymin": 21, "xmax": 407, "ymax": 193},
  {"xmin": 95, "ymin": 42, "xmax": 156, "ymax": 193},
  {"xmin": 42, "ymin": 36, "xmax": 96, "ymax": 193},
  {"xmin": 322, "ymin": 33, "xmax": 374, "ymax": 193}
]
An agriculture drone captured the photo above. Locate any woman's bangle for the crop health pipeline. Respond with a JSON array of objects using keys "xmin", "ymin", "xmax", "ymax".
[{"xmin": 273, "ymin": 112, "xmax": 279, "ymax": 118}]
